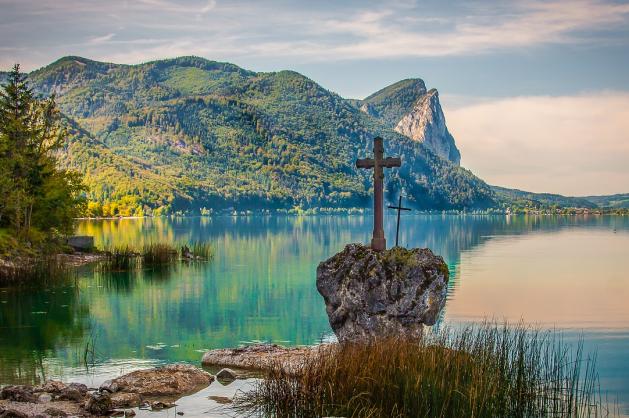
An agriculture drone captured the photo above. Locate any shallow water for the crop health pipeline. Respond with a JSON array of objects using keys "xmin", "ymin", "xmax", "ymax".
[{"xmin": 1, "ymin": 215, "xmax": 628, "ymax": 415}]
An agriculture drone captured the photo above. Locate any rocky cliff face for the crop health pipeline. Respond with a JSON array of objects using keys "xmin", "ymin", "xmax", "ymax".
[{"xmin": 394, "ymin": 89, "xmax": 461, "ymax": 165}]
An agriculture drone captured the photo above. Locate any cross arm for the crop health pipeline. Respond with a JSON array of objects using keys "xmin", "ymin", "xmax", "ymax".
[
  {"xmin": 356, "ymin": 158, "xmax": 375, "ymax": 169},
  {"xmin": 382, "ymin": 157, "xmax": 401, "ymax": 168},
  {"xmin": 388, "ymin": 205, "xmax": 412, "ymax": 211}
]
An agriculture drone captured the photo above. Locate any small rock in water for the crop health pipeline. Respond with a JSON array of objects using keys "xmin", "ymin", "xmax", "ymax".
[
  {"xmin": 150, "ymin": 401, "xmax": 176, "ymax": 410},
  {"xmin": 208, "ymin": 396, "xmax": 232, "ymax": 405},
  {"xmin": 215, "ymin": 368, "xmax": 238, "ymax": 383},
  {"xmin": 124, "ymin": 409, "xmax": 136, "ymax": 417},
  {"xmin": 316, "ymin": 244, "xmax": 449, "ymax": 342},
  {"xmin": 177, "ymin": 412, "xmax": 184, "ymax": 416},
  {"xmin": 99, "ymin": 379, "xmax": 119, "ymax": 393},
  {"xmin": 108, "ymin": 364, "xmax": 213, "ymax": 396},
  {"xmin": 84, "ymin": 392, "xmax": 112, "ymax": 415},
  {"xmin": 110, "ymin": 392, "xmax": 142, "ymax": 408}
]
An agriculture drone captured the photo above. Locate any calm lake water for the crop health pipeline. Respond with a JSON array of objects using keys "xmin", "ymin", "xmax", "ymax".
[{"xmin": 1, "ymin": 215, "xmax": 628, "ymax": 415}]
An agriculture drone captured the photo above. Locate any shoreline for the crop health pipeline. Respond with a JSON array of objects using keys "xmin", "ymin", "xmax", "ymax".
[{"xmin": 76, "ymin": 211, "xmax": 629, "ymax": 221}]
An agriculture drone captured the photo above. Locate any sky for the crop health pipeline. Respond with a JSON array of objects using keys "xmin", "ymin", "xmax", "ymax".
[{"xmin": 1, "ymin": 0, "xmax": 628, "ymax": 195}]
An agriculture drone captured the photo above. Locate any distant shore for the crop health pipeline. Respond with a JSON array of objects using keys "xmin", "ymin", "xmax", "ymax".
[{"xmin": 76, "ymin": 209, "xmax": 628, "ymax": 220}]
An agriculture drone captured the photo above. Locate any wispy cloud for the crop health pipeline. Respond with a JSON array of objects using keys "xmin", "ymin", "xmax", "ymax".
[
  {"xmin": 89, "ymin": 33, "xmax": 115, "ymax": 44},
  {"xmin": 444, "ymin": 92, "xmax": 629, "ymax": 196},
  {"xmin": 2, "ymin": 0, "xmax": 629, "ymax": 70}
]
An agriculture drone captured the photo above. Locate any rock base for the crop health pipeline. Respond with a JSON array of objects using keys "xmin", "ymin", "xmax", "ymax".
[{"xmin": 316, "ymin": 244, "xmax": 449, "ymax": 342}]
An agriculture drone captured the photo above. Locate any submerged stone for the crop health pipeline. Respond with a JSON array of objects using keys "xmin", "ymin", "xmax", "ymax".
[{"xmin": 316, "ymin": 243, "xmax": 449, "ymax": 342}]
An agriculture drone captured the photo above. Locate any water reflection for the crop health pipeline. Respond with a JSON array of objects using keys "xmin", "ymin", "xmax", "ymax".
[{"xmin": 0, "ymin": 215, "xmax": 627, "ymax": 411}]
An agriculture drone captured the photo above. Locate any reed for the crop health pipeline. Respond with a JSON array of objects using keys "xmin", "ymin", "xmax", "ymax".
[
  {"xmin": 142, "ymin": 242, "xmax": 178, "ymax": 266},
  {"xmin": 236, "ymin": 323, "xmax": 615, "ymax": 418},
  {"xmin": 0, "ymin": 256, "xmax": 75, "ymax": 285},
  {"xmin": 185, "ymin": 241, "xmax": 213, "ymax": 260},
  {"xmin": 99, "ymin": 245, "xmax": 139, "ymax": 272}
]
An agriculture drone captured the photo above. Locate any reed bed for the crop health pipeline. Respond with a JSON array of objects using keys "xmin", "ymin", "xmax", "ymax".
[
  {"xmin": 236, "ymin": 323, "xmax": 615, "ymax": 418},
  {"xmin": 99, "ymin": 241, "xmax": 212, "ymax": 272},
  {"xmin": 0, "ymin": 256, "xmax": 75, "ymax": 285}
]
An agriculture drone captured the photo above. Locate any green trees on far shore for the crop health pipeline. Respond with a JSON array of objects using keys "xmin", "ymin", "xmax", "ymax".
[{"xmin": 0, "ymin": 64, "xmax": 86, "ymax": 247}]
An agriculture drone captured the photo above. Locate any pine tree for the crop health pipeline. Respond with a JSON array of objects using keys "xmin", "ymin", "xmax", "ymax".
[{"xmin": 0, "ymin": 64, "xmax": 86, "ymax": 239}]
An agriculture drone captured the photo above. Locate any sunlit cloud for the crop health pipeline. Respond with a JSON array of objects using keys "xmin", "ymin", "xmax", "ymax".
[{"xmin": 444, "ymin": 92, "xmax": 629, "ymax": 196}]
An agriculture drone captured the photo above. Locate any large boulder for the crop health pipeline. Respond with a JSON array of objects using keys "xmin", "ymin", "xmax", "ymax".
[
  {"xmin": 316, "ymin": 244, "xmax": 449, "ymax": 342},
  {"xmin": 108, "ymin": 364, "xmax": 214, "ymax": 397}
]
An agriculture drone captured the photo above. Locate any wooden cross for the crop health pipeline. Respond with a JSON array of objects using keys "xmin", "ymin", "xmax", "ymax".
[
  {"xmin": 388, "ymin": 195, "xmax": 411, "ymax": 247},
  {"xmin": 356, "ymin": 136, "xmax": 401, "ymax": 251}
]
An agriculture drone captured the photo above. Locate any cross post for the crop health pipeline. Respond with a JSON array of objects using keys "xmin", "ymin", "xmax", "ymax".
[
  {"xmin": 356, "ymin": 137, "xmax": 401, "ymax": 251},
  {"xmin": 388, "ymin": 195, "xmax": 411, "ymax": 247}
]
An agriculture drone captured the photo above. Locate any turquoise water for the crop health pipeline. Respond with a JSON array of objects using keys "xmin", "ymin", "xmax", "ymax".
[{"xmin": 1, "ymin": 215, "xmax": 628, "ymax": 414}]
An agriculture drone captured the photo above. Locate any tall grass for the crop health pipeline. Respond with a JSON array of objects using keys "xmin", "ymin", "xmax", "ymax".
[
  {"xmin": 0, "ymin": 256, "xmax": 75, "ymax": 285},
  {"xmin": 99, "ymin": 241, "xmax": 212, "ymax": 272},
  {"xmin": 142, "ymin": 243, "xmax": 178, "ymax": 266},
  {"xmin": 99, "ymin": 245, "xmax": 139, "ymax": 272},
  {"xmin": 183, "ymin": 241, "xmax": 213, "ymax": 260},
  {"xmin": 236, "ymin": 323, "xmax": 616, "ymax": 418}
]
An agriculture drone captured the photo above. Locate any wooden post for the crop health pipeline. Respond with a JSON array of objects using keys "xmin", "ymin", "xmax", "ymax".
[{"xmin": 356, "ymin": 137, "xmax": 401, "ymax": 251}]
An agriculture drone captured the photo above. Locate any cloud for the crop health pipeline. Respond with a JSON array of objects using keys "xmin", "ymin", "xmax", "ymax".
[
  {"xmin": 2, "ymin": 0, "xmax": 629, "ymax": 70},
  {"xmin": 443, "ymin": 92, "xmax": 629, "ymax": 196},
  {"xmin": 89, "ymin": 33, "xmax": 115, "ymax": 44}
]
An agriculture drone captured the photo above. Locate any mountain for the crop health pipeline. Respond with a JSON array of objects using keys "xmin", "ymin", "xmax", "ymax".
[
  {"xmin": 491, "ymin": 186, "xmax": 598, "ymax": 209},
  {"xmin": 581, "ymin": 193, "xmax": 629, "ymax": 209},
  {"xmin": 11, "ymin": 56, "xmax": 495, "ymax": 215},
  {"xmin": 358, "ymin": 79, "xmax": 460, "ymax": 165}
]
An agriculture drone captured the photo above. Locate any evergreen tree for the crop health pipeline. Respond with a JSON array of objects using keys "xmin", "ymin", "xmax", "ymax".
[{"xmin": 0, "ymin": 64, "xmax": 86, "ymax": 239}]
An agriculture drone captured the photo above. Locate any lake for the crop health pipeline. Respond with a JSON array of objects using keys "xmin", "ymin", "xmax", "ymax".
[{"xmin": 1, "ymin": 215, "xmax": 628, "ymax": 415}]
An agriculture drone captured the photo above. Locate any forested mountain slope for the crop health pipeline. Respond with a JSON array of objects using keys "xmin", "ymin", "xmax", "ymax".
[{"xmin": 8, "ymin": 56, "xmax": 495, "ymax": 215}]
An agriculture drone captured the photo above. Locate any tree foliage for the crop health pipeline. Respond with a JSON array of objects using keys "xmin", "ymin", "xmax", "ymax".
[{"xmin": 0, "ymin": 64, "xmax": 86, "ymax": 239}]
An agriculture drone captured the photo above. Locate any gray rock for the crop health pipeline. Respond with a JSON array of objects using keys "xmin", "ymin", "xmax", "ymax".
[
  {"xmin": 108, "ymin": 364, "xmax": 213, "ymax": 397},
  {"xmin": 110, "ymin": 392, "xmax": 142, "ymax": 408},
  {"xmin": 150, "ymin": 401, "xmax": 175, "ymax": 410},
  {"xmin": 394, "ymin": 89, "xmax": 461, "ymax": 165},
  {"xmin": 84, "ymin": 392, "xmax": 112, "ymax": 415},
  {"xmin": 33, "ymin": 381, "xmax": 87, "ymax": 402},
  {"xmin": 215, "ymin": 368, "xmax": 238, "ymax": 383},
  {"xmin": 0, "ymin": 385, "xmax": 38, "ymax": 403},
  {"xmin": 37, "ymin": 393, "xmax": 52, "ymax": 403},
  {"xmin": 42, "ymin": 407, "xmax": 67, "ymax": 417},
  {"xmin": 124, "ymin": 409, "xmax": 136, "ymax": 417},
  {"xmin": 0, "ymin": 407, "xmax": 28, "ymax": 418},
  {"xmin": 316, "ymin": 244, "xmax": 449, "ymax": 342},
  {"xmin": 99, "ymin": 379, "xmax": 119, "ymax": 393},
  {"xmin": 66, "ymin": 236, "xmax": 94, "ymax": 252}
]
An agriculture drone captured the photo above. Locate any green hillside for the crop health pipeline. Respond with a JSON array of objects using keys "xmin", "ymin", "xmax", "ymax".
[
  {"xmin": 8, "ymin": 56, "xmax": 495, "ymax": 215},
  {"xmin": 491, "ymin": 186, "xmax": 598, "ymax": 209},
  {"xmin": 582, "ymin": 194, "xmax": 629, "ymax": 209}
]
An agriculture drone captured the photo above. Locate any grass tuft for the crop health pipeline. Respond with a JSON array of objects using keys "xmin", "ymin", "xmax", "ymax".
[{"xmin": 236, "ymin": 322, "xmax": 616, "ymax": 418}]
